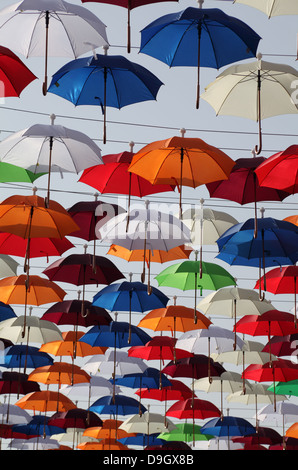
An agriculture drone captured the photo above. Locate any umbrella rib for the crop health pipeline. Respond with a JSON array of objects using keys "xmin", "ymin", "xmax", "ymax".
[{"xmin": 108, "ymin": 68, "xmax": 121, "ymax": 109}]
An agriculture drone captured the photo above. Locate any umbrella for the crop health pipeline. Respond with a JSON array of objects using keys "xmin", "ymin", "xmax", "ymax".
[
  {"xmin": 137, "ymin": 301, "xmax": 212, "ymax": 338},
  {"xmin": 77, "ymin": 439, "xmax": 129, "ymax": 451},
  {"xmin": 27, "ymin": 362, "xmax": 90, "ymax": 390},
  {"xmin": 232, "ymin": 426, "xmax": 283, "ymax": 446},
  {"xmin": 243, "ymin": 359, "xmax": 298, "ymax": 410},
  {"xmin": 119, "ymin": 433, "xmax": 164, "ymax": 448},
  {"xmin": 0, "ymin": 254, "xmax": 19, "ymax": 279},
  {"xmin": 43, "ymin": 251, "xmax": 124, "ymax": 317},
  {"xmin": 67, "ymin": 197, "xmax": 125, "ymax": 270},
  {"xmin": 216, "ymin": 211, "xmax": 298, "ymax": 300},
  {"xmin": 15, "ymin": 390, "xmax": 77, "ymax": 414},
  {"xmin": 84, "ymin": 349, "xmax": 147, "ymax": 378},
  {"xmin": 11, "ymin": 416, "xmax": 66, "ymax": 440},
  {"xmin": 155, "ymin": 254, "xmax": 236, "ymax": 323},
  {"xmin": 0, "ymin": 0, "xmax": 109, "ymax": 94},
  {"xmin": 8, "ymin": 436, "xmax": 60, "ymax": 450},
  {"xmin": 166, "ymin": 397, "xmax": 221, "ymax": 420},
  {"xmin": 139, "ymin": 4, "xmax": 261, "ymax": 108},
  {"xmin": 97, "ymin": 202, "xmax": 191, "ymax": 286},
  {"xmin": 118, "ymin": 410, "xmax": 176, "ymax": 437},
  {"xmin": 286, "ymin": 422, "xmax": 298, "ymax": 440},
  {"xmin": 257, "ymin": 402, "xmax": 298, "ymax": 438},
  {"xmin": 0, "ymin": 118, "xmax": 103, "ymax": 204},
  {"xmin": 255, "ymin": 145, "xmax": 298, "ymax": 196},
  {"xmin": 128, "ymin": 133, "xmax": 235, "ymax": 218},
  {"xmin": 201, "ymin": 54, "xmax": 298, "ymax": 154},
  {"xmin": 79, "ymin": 150, "xmax": 175, "ymax": 218},
  {"xmin": 92, "ymin": 280, "xmax": 169, "ymax": 341},
  {"xmin": 81, "ymin": 0, "xmax": 179, "ymax": 53},
  {"xmin": 158, "ymin": 423, "xmax": 212, "ymax": 443},
  {"xmin": 200, "ymin": 416, "xmax": 256, "ymax": 450},
  {"xmin": 206, "ymin": 156, "xmax": 290, "ymax": 237},
  {"xmin": 262, "ymin": 334, "xmax": 298, "ymax": 358},
  {"xmin": 234, "ymin": 310, "xmax": 298, "ymax": 361},
  {"xmin": 0, "ymin": 275, "xmax": 66, "ymax": 336},
  {"xmin": 128, "ymin": 335, "xmax": 193, "ymax": 364},
  {"xmin": 0, "ymin": 45, "xmax": 37, "ymax": 96},
  {"xmin": 234, "ymin": 0, "xmax": 298, "ymax": 18},
  {"xmin": 0, "ymin": 162, "xmax": 46, "ymax": 183},
  {"xmin": 268, "ymin": 379, "xmax": 298, "ymax": 397},
  {"xmin": 107, "ymin": 244, "xmax": 192, "ymax": 265},
  {"xmin": 1, "ymin": 344, "xmax": 53, "ymax": 370},
  {"xmin": 89, "ymin": 394, "xmax": 147, "ymax": 417},
  {"xmin": 198, "ymin": 287, "xmax": 274, "ymax": 349},
  {"xmin": 0, "ymin": 313, "xmax": 63, "ymax": 345},
  {"xmin": 83, "ymin": 419, "xmax": 135, "ymax": 440},
  {"xmin": 0, "ymin": 302, "xmax": 16, "ymax": 322},
  {"xmin": 48, "ymin": 48, "xmax": 163, "ymax": 143},
  {"xmin": 48, "ymin": 408, "xmax": 102, "ymax": 431}
]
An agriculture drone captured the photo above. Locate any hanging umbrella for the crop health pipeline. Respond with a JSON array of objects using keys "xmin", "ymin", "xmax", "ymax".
[
  {"xmin": 243, "ymin": 359, "xmax": 298, "ymax": 411},
  {"xmin": 0, "ymin": 302, "xmax": 16, "ymax": 322},
  {"xmin": 84, "ymin": 349, "xmax": 147, "ymax": 378},
  {"xmin": 262, "ymin": 333, "xmax": 298, "ymax": 358},
  {"xmin": 137, "ymin": 301, "xmax": 212, "ymax": 338},
  {"xmin": 48, "ymin": 408, "xmax": 102, "ymax": 431},
  {"xmin": 232, "ymin": 426, "xmax": 283, "ymax": 447},
  {"xmin": 107, "ymin": 244, "xmax": 192, "ymax": 265},
  {"xmin": 139, "ymin": 4, "xmax": 261, "ymax": 108},
  {"xmin": 234, "ymin": 310, "xmax": 298, "ymax": 362},
  {"xmin": 92, "ymin": 280, "xmax": 169, "ymax": 342},
  {"xmin": 0, "ymin": 275, "xmax": 66, "ymax": 336},
  {"xmin": 155, "ymin": 254, "xmax": 236, "ymax": 323},
  {"xmin": 118, "ymin": 433, "xmax": 164, "ymax": 448},
  {"xmin": 15, "ymin": 390, "xmax": 77, "ymax": 414},
  {"xmin": 128, "ymin": 133, "xmax": 235, "ymax": 218},
  {"xmin": 200, "ymin": 416, "xmax": 256, "ymax": 450},
  {"xmin": 0, "ymin": 345, "xmax": 53, "ymax": 370},
  {"xmin": 43, "ymin": 251, "xmax": 124, "ymax": 317},
  {"xmin": 0, "ymin": 403, "xmax": 31, "ymax": 427},
  {"xmin": 77, "ymin": 439, "xmax": 129, "ymax": 451},
  {"xmin": 67, "ymin": 197, "xmax": 125, "ymax": 270},
  {"xmin": 27, "ymin": 362, "xmax": 90, "ymax": 391},
  {"xmin": 0, "ymin": 254, "xmax": 19, "ymax": 279},
  {"xmin": 8, "ymin": 436, "xmax": 60, "ymax": 450},
  {"xmin": 0, "ymin": 45, "xmax": 37, "ymax": 96},
  {"xmin": 267, "ymin": 379, "xmax": 298, "ymax": 397},
  {"xmin": 0, "ymin": 117, "xmax": 103, "ymax": 204},
  {"xmin": 201, "ymin": 54, "xmax": 298, "ymax": 154},
  {"xmin": 89, "ymin": 394, "xmax": 147, "ymax": 417},
  {"xmin": 48, "ymin": 48, "xmax": 163, "ymax": 144},
  {"xmin": 83, "ymin": 419, "xmax": 136, "ymax": 440},
  {"xmin": 79, "ymin": 150, "xmax": 175, "ymax": 218},
  {"xmin": 0, "ymin": 0, "xmax": 109, "ymax": 94},
  {"xmin": 128, "ymin": 335, "xmax": 193, "ymax": 363},
  {"xmin": 97, "ymin": 202, "xmax": 191, "ymax": 288},
  {"xmin": 198, "ymin": 287, "xmax": 274, "ymax": 350},
  {"xmin": 0, "ymin": 314, "xmax": 63, "ymax": 344},
  {"xmin": 206, "ymin": 156, "xmax": 290, "ymax": 237},
  {"xmin": 157, "ymin": 423, "xmax": 213, "ymax": 443},
  {"xmin": 216, "ymin": 211, "xmax": 298, "ymax": 300},
  {"xmin": 118, "ymin": 410, "xmax": 176, "ymax": 437},
  {"xmin": 257, "ymin": 402, "xmax": 298, "ymax": 440}
]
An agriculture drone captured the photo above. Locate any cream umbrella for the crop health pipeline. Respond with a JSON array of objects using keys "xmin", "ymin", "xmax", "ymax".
[{"xmin": 234, "ymin": 0, "xmax": 298, "ymax": 18}]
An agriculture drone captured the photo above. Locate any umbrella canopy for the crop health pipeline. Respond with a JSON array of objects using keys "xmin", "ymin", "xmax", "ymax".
[
  {"xmin": 48, "ymin": 408, "xmax": 102, "ymax": 430},
  {"xmin": 81, "ymin": 0, "xmax": 179, "ymax": 53},
  {"xmin": 107, "ymin": 244, "xmax": 192, "ymax": 265},
  {"xmin": 0, "ymin": 120, "xmax": 103, "ymax": 203},
  {"xmin": 0, "ymin": 162, "xmax": 46, "ymax": 184},
  {"xmin": 232, "ymin": 426, "xmax": 283, "ymax": 446},
  {"xmin": 0, "ymin": 314, "xmax": 63, "ymax": 344},
  {"xmin": 234, "ymin": 0, "xmax": 298, "ymax": 18},
  {"xmin": 262, "ymin": 334, "xmax": 298, "ymax": 358},
  {"xmin": 140, "ymin": 5, "xmax": 261, "ymax": 108},
  {"xmin": 48, "ymin": 50, "xmax": 163, "ymax": 143},
  {"xmin": 80, "ymin": 321, "xmax": 151, "ymax": 349},
  {"xmin": 0, "ymin": 45, "xmax": 37, "ymax": 96},
  {"xmin": 201, "ymin": 54, "xmax": 298, "ymax": 154},
  {"xmin": 158, "ymin": 422, "xmax": 212, "ymax": 443},
  {"xmin": 118, "ymin": 411, "xmax": 176, "ymax": 435},
  {"xmin": 128, "ymin": 335, "xmax": 193, "ymax": 362},
  {"xmin": 15, "ymin": 390, "xmax": 77, "ymax": 414},
  {"xmin": 83, "ymin": 419, "xmax": 135, "ymax": 440},
  {"xmin": 89, "ymin": 394, "xmax": 147, "ymax": 417},
  {"xmin": 27, "ymin": 362, "xmax": 90, "ymax": 387},
  {"xmin": 77, "ymin": 439, "xmax": 129, "ymax": 451},
  {"xmin": 1, "ymin": 344, "xmax": 53, "ymax": 370},
  {"xmin": 39, "ymin": 330, "xmax": 107, "ymax": 359},
  {"xmin": 0, "ymin": 0, "xmax": 109, "ymax": 94},
  {"xmin": 128, "ymin": 134, "xmax": 235, "ymax": 217},
  {"xmin": 200, "ymin": 416, "xmax": 256, "ymax": 447}
]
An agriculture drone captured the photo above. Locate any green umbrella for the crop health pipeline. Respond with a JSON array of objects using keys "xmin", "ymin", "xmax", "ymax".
[
  {"xmin": 0, "ymin": 162, "xmax": 46, "ymax": 183},
  {"xmin": 155, "ymin": 251, "xmax": 236, "ymax": 323},
  {"xmin": 158, "ymin": 423, "xmax": 213, "ymax": 443},
  {"xmin": 267, "ymin": 380, "xmax": 298, "ymax": 397}
]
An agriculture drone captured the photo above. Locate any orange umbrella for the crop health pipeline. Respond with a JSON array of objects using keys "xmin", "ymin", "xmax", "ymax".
[
  {"xmin": 107, "ymin": 244, "xmax": 193, "ymax": 293},
  {"xmin": 39, "ymin": 330, "xmax": 107, "ymax": 359},
  {"xmin": 83, "ymin": 421, "xmax": 136, "ymax": 440},
  {"xmin": 27, "ymin": 362, "xmax": 90, "ymax": 387},
  {"xmin": 138, "ymin": 300, "xmax": 212, "ymax": 339},
  {"xmin": 286, "ymin": 422, "xmax": 298, "ymax": 439},
  {"xmin": 128, "ymin": 133, "xmax": 235, "ymax": 217},
  {"xmin": 77, "ymin": 439, "xmax": 129, "ymax": 450},
  {"xmin": 284, "ymin": 215, "xmax": 298, "ymax": 226},
  {"xmin": 15, "ymin": 390, "xmax": 77, "ymax": 413}
]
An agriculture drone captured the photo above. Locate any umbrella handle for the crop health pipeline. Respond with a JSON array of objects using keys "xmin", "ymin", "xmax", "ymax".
[
  {"xmin": 255, "ymin": 70, "xmax": 262, "ymax": 155},
  {"xmin": 196, "ymin": 22, "xmax": 202, "ymax": 109},
  {"xmin": 42, "ymin": 11, "xmax": 50, "ymax": 96},
  {"xmin": 127, "ymin": 2, "xmax": 131, "ymax": 53}
]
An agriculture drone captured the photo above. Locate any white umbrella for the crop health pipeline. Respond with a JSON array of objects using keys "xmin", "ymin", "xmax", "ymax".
[
  {"xmin": 234, "ymin": 0, "xmax": 298, "ymax": 18},
  {"xmin": 257, "ymin": 401, "xmax": 298, "ymax": 431},
  {"xmin": 0, "ymin": 115, "xmax": 103, "ymax": 205},
  {"xmin": 0, "ymin": 0, "xmax": 109, "ymax": 94},
  {"xmin": 201, "ymin": 53, "xmax": 298, "ymax": 154},
  {"xmin": 0, "ymin": 255, "xmax": 19, "ymax": 279},
  {"xmin": 8, "ymin": 436, "xmax": 60, "ymax": 450},
  {"xmin": 0, "ymin": 314, "xmax": 63, "ymax": 344},
  {"xmin": 97, "ymin": 201, "xmax": 191, "ymax": 289},
  {"xmin": 197, "ymin": 287, "xmax": 274, "ymax": 349},
  {"xmin": 207, "ymin": 437, "xmax": 244, "ymax": 451},
  {"xmin": 118, "ymin": 410, "xmax": 176, "ymax": 436},
  {"xmin": 60, "ymin": 375, "xmax": 121, "ymax": 403},
  {"xmin": 0, "ymin": 403, "xmax": 31, "ymax": 425},
  {"xmin": 82, "ymin": 349, "xmax": 147, "ymax": 377}
]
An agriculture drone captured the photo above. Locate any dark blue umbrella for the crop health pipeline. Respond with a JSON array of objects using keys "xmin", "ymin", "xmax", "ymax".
[
  {"xmin": 0, "ymin": 345, "xmax": 53, "ymax": 371},
  {"xmin": 92, "ymin": 280, "xmax": 169, "ymax": 342},
  {"xmin": 11, "ymin": 415, "xmax": 65, "ymax": 439},
  {"xmin": 89, "ymin": 394, "xmax": 147, "ymax": 417},
  {"xmin": 48, "ymin": 51, "xmax": 163, "ymax": 143},
  {"xmin": 216, "ymin": 215, "xmax": 298, "ymax": 299},
  {"xmin": 200, "ymin": 416, "xmax": 255, "ymax": 449},
  {"xmin": 0, "ymin": 301, "xmax": 17, "ymax": 321},
  {"xmin": 139, "ymin": 6, "xmax": 261, "ymax": 108},
  {"xmin": 119, "ymin": 433, "xmax": 164, "ymax": 447}
]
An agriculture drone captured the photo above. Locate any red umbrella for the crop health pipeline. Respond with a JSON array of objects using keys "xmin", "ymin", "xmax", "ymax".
[
  {"xmin": 81, "ymin": 1, "xmax": 179, "ymax": 53},
  {"xmin": 48, "ymin": 408, "xmax": 103, "ymax": 430},
  {"xmin": 255, "ymin": 145, "xmax": 298, "ymax": 194},
  {"xmin": 206, "ymin": 156, "xmax": 289, "ymax": 237},
  {"xmin": 234, "ymin": 310, "xmax": 298, "ymax": 362},
  {"xmin": 79, "ymin": 151, "xmax": 175, "ymax": 222},
  {"xmin": 270, "ymin": 436, "xmax": 298, "ymax": 450},
  {"xmin": 0, "ymin": 46, "xmax": 37, "ymax": 97},
  {"xmin": 262, "ymin": 333, "xmax": 298, "ymax": 358},
  {"xmin": 232, "ymin": 426, "xmax": 283, "ymax": 446},
  {"xmin": 0, "ymin": 232, "xmax": 74, "ymax": 263},
  {"xmin": 67, "ymin": 198, "xmax": 125, "ymax": 270},
  {"xmin": 166, "ymin": 397, "xmax": 221, "ymax": 445},
  {"xmin": 242, "ymin": 359, "xmax": 298, "ymax": 410},
  {"xmin": 255, "ymin": 266, "xmax": 298, "ymax": 325}
]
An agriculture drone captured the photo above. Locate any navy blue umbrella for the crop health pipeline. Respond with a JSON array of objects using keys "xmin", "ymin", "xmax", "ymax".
[
  {"xmin": 0, "ymin": 301, "xmax": 17, "ymax": 321},
  {"xmin": 119, "ymin": 433, "xmax": 164, "ymax": 447},
  {"xmin": 48, "ymin": 51, "xmax": 163, "ymax": 143},
  {"xmin": 89, "ymin": 394, "xmax": 147, "ymax": 417},
  {"xmin": 200, "ymin": 416, "xmax": 255, "ymax": 449},
  {"xmin": 139, "ymin": 6, "xmax": 261, "ymax": 108},
  {"xmin": 216, "ymin": 214, "xmax": 298, "ymax": 299},
  {"xmin": 1, "ymin": 345, "xmax": 53, "ymax": 371},
  {"xmin": 11, "ymin": 415, "xmax": 65, "ymax": 439}
]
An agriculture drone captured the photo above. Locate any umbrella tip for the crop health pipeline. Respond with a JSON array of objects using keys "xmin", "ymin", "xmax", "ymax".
[
  {"xmin": 197, "ymin": 0, "xmax": 204, "ymax": 7},
  {"xmin": 103, "ymin": 45, "xmax": 109, "ymax": 55},
  {"xmin": 50, "ymin": 114, "xmax": 56, "ymax": 125},
  {"xmin": 180, "ymin": 128, "xmax": 186, "ymax": 137},
  {"xmin": 129, "ymin": 141, "xmax": 135, "ymax": 152},
  {"xmin": 32, "ymin": 186, "xmax": 37, "ymax": 195},
  {"xmin": 257, "ymin": 52, "xmax": 262, "ymax": 61}
]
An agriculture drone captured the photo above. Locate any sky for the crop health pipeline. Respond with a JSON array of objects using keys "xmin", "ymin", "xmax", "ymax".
[{"xmin": 1, "ymin": 0, "xmax": 298, "ymax": 451}]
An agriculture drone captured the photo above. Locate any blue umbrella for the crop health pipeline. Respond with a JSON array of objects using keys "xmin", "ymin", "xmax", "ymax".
[
  {"xmin": 0, "ymin": 301, "xmax": 17, "ymax": 321},
  {"xmin": 216, "ymin": 214, "xmax": 298, "ymax": 299},
  {"xmin": 48, "ymin": 51, "xmax": 163, "ymax": 143},
  {"xmin": 92, "ymin": 280, "xmax": 169, "ymax": 343},
  {"xmin": 200, "ymin": 416, "xmax": 255, "ymax": 450},
  {"xmin": 89, "ymin": 394, "xmax": 147, "ymax": 417},
  {"xmin": 119, "ymin": 433, "xmax": 164, "ymax": 447},
  {"xmin": 11, "ymin": 415, "xmax": 65, "ymax": 439},
  {"xmin": 139, "ymin": 6, "xmax": 261, "ymax": 108},
  {"xmin": 0, "ymin": 345, "xmax": 53, "ymax": 371}
]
